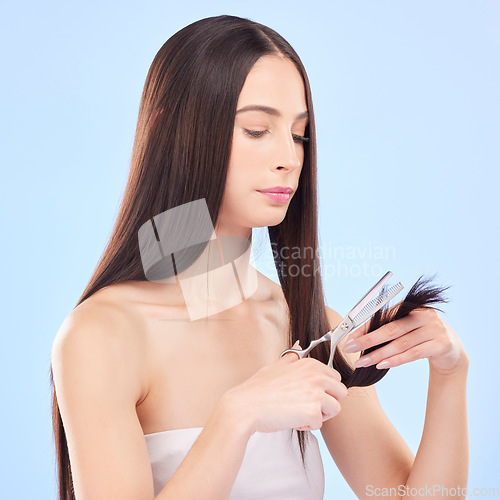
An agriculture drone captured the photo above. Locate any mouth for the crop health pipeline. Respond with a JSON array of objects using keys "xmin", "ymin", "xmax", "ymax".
[
  {"xmin": 258, "ymin": 186, "xmax": 294, "ymax": 194},
  {"xmin": 256, "ymin": 190, "xmax": 292, "ymax": 204}
]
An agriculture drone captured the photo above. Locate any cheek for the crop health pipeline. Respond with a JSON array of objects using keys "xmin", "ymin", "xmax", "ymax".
[
  {"xmin": 226, "ymin": 137, "xmax": 263, "ymax": 189},
  {"xmin": 225, "ymin": 161, "xmax": 255, "ymax": 197},
  {"xmin": 224, "ymin": 162, "xmax": 253, "ymax": 203},
  {"xmin": 232, "ymin": 132, "xmax": 271, "ymax": 162}
]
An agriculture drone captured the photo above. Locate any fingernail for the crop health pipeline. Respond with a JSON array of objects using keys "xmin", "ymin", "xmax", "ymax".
[
  {"xmin": 376, "ymin": 361, "xmax": 390, "ymax": 369},
  {"xmin": 292, "ymin": 340, "xmax": 301, "ymax": 349},
  {"xmin": 343, "ymin": 339, "xmax": 361, "ymax": 353},
  {"xmin": 354, "ymin": 356, "xmax": 371, "ymax": 368}
]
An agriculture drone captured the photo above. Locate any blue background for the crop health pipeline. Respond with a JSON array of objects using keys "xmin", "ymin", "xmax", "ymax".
[{"xmin": 1, "ymin": 1, "xmax": 498, "ymax": 498}]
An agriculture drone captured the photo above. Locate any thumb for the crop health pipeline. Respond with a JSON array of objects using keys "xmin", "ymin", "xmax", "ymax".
[{"xmin": 284, "ymin": 340, "xmax": 302, "ymax": 360}]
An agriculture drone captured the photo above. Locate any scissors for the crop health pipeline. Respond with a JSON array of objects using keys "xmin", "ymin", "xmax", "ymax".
[{"xmin": 280, "ymin": 271, "xmax": 404, "ymax": 368}]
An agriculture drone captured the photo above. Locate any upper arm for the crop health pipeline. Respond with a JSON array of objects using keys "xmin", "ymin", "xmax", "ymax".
[
  {"xmin": 321, "ymin": 306, "xmax": 415, "ymax": 498},
  {"xmin": 51, "ymin": 302, "xmax": 154, "ymax": 500}
]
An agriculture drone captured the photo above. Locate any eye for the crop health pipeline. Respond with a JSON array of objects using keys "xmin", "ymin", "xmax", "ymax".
[
  {"xmin": 243, "ymin": 129, "xmax": 310, "ymax": 144},
  {"xmin": 292, "ymin": 134, "xmax": 310, "ymax": 144},
  {"xmin": 244, "ymin": 129, "xmax": 268, "ymax": 139}
]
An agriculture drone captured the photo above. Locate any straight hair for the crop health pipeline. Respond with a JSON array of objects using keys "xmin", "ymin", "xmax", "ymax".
[{"xmin": 49, "ymin": 15, "xmax": 449, "ymax": 498}]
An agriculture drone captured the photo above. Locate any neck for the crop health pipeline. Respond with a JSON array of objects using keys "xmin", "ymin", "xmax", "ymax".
[{"xmin": 170, "ymin": 227, "xmax": 257, "ymax": 320}]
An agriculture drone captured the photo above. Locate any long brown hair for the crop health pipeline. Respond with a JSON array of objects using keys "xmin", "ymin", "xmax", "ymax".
[{"xmin": 49, "ymin": 14, "xmax": 447, "ymax": 498}]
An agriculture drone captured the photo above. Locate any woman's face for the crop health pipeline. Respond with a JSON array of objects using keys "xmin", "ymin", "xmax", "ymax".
[{"xmin": 218, "ymin": 55, "xmax": 309, "ymax": 237}]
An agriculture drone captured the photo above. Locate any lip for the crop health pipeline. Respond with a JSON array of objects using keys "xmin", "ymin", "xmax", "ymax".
[
  {"xmin": 257, "ymin": 187, "xmax": 294, "ymax": 204},
  {"xmin": 257, "ymin": 186, "xmax": 294, "ymax": 194}
]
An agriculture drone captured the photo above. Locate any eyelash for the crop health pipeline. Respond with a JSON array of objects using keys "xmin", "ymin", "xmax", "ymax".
[{"xmin": 243, "ymin": 129, "xmax": 310, "ymax": 143}]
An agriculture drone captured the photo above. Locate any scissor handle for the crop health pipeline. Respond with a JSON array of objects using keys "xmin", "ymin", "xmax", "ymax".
[
  {"xmin": 279, "ymin": 272, "xmax": 403, "ymax": 367},
  {"xmin": 279, "ymin": 335, "xmax": 331, "ymax": 360},
  {"xmin": 280, "ymin": 348, "xmax": 307, "ymax": 359}
]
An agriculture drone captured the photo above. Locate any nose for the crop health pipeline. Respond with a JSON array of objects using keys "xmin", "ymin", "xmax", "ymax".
[{"xmin": 272, "ymin": 129, "xmax": 303, "ymax": 173}]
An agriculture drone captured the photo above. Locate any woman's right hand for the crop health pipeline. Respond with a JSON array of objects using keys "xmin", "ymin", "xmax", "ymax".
[{"xmin": 223, "ymin": 341, "xmax": 348, "ymax": 434}]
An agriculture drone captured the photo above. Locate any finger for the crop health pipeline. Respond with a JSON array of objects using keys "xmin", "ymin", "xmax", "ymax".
[
  {"xmin": 310, "ymin": 358, "xmax": 342, "ymax": 381},
  {"xmin": 323, "ymin": 377, "xmax": 348, "ymax": 402},
  {"xmin": 371, "ymin": 339, "xmax": 442, "ymax": 369},
  {"xmin": 283, "ymin": 340, "xmax": 302, "ymax": 361},
  {"xmin": 343, "ymin": 322, "xmax": 369, "ymax": 342},
  {"xmin": 341, "ymin": 300, "xmax": 405, "ymax": 344},
  {"xmin": 321, "ymin": 391, "xmax": 343, "ymax": 420},
  {"xmin": 344, "ymin": 314, "xmax": 423, "ymax": 354},
  {"xmin": 353, "ymin": 328, "xmax": 434, "ymax": 368},
  {"xmin": 284, "ymin": 351, "xmax": 301, "ymax": 361}
]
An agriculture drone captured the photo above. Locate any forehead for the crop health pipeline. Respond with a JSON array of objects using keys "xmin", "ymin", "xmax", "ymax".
[{"xmin": 237, "ymin": 55, "xmax": 307, "ymax": 113}]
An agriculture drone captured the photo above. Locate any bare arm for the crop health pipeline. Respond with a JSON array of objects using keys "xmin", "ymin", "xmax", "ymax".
[
  {"xmin": 321, "ymin": 307, "xmax": 415, "ymax": 498},
  {"xmin": 404, "ymin": 363, "xmax": 469, "ymax": 496},
  {"xmin": 321, "ymin": 306, "xmax": 469, "ymax": 499},
  {"xmin": 51, "ymin": 302, "xmax": 255, "ymax": 500},
  {"xmin": 53, "ymin": 297, "xmax": 346, "ymax": 499},
  {"xmin": 156, "ymin": 393, "xmax": 253, "ymax": 499},
  {"xmin": 51, "ymin": 303, "xmax": 156, "ymax": 500}
]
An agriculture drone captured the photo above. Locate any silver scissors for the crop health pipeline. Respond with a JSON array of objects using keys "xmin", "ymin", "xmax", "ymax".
[{"xmin": 280, "ymin": 271, "xmax": 404, "ymax": 368}]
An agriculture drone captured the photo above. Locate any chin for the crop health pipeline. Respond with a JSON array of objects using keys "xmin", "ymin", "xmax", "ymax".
[
  {"xmin": 251, "ymin": 212, "xmax": 287, "ymax": 228},
  {"xmin": 237, "ymin": 200, "xmax": 289, "ymax": 228}
]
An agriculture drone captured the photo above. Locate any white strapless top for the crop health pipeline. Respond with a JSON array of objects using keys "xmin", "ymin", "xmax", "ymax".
[{"xmin": 144, "ymin": 426, "xmax": 325, "ymax": 499}]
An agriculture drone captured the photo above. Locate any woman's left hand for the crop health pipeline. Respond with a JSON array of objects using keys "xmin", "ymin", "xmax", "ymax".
[{"xmin": 341, "ymin": 306, "xmax": 469, "ymax": 376}]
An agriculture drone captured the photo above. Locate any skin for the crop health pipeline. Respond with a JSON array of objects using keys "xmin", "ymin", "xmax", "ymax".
[
  {"xmin": 52, "ymin": 54, "xmax": 469, "ymax": 499},
  {"xmin": 217, "ymin": 54, "xmax": 307, "ymax": 238}
]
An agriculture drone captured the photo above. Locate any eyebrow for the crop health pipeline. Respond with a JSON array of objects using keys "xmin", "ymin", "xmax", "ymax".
[{"xmin": 235, "ymin": 105, "xmax": 309, "ymax": 120}]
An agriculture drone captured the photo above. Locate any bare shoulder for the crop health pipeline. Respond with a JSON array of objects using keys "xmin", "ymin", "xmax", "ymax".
[
  {"xmin": 52, "ymin": 286, "xmax": 149, "ymax": 406},
  {"xmin": 51, "ymin": 287, "xmax": 155, "ymax": 498},
  {"xmin": 53, "ymin": 285, "xmax": 143, "ymax": 353}
]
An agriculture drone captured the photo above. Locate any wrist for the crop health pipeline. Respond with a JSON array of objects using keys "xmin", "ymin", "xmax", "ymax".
[
  {"xmin": 429, "ymin": 355, "xmax": 469, "ymax": 380},
  {"xmin": 215, "ymin": 389, "xmax": 256, "ymax": 439}
]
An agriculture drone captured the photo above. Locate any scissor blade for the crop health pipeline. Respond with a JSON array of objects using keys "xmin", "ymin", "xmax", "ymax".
[
  {"xmin": 328, "ymin": 280, "xmax": 404, "ymax": 349},
  {"xmin": 347, "ymin": 271, "xmax": 393, "ymax": 321},
  {"xmin": 351, "ymin": 282, "xmax": 404, "ymax": 327}
]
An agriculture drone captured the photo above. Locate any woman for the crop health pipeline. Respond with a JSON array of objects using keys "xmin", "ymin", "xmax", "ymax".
[{"xmin": 50, "ymin": 14, "xmax": 469, "ymax": 499}]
